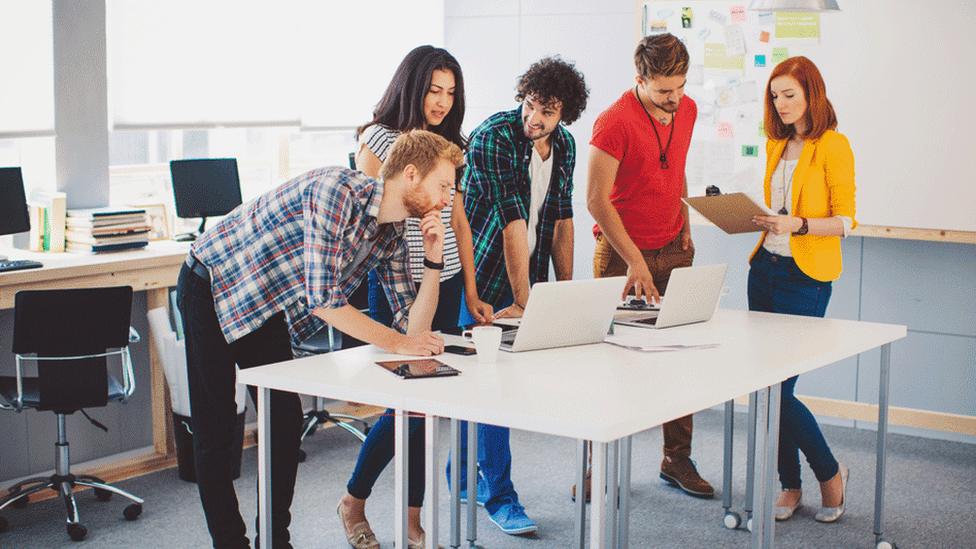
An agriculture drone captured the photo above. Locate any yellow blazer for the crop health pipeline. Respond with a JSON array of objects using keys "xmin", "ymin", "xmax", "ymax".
[{"xmin": 750, "ymin": 129, "xmax": 857, "ymax": 282}]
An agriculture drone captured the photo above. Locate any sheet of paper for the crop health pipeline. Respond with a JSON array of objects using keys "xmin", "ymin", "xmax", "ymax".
[
  {"xmin": 775, "ymin": 11, "xmax": 820, "ymax": 39},
  {"xmin": 704, "ymin": 43, "xmax": 744, "ymax": 71},
  {"xmin": 757, "ymin": 11, "xmax": 775, "ymax": 27},
  {"xmin": 604, "ymin": 334, "xmax": 720, "ymax": 353},
  {"xmin": 772, "ymin": 47, "xmax": 789, "ymax": 65},
  {"xmin": 725, "ymin": 24, "xmax": 746, "ymax": 56}
]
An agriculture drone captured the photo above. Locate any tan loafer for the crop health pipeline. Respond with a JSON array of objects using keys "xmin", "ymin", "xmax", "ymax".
[{"xmin": 337, "ymin": 502, "xmax": 380, "ymax": 549}]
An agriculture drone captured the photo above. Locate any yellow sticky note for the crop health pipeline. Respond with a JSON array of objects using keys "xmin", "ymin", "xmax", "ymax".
[
  {"xmin": 775, "ymin": 12, "xmax": 820, "ymax": 39},
  {"xmin": 704, "ymin": 43, "xmax": 745, "ymax": 71},
  {"xmin": 772, "ymin": 47, "xmax": 789, "ymax": 65}
]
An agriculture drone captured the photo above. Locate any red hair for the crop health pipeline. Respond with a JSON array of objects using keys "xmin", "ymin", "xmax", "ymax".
[{"xmin": 764, "ymin": 56, "xmax": 837, "ymax": 141}]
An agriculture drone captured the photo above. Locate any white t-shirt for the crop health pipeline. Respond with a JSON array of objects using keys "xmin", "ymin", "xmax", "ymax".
[
  {"xmin": 527, "ymin": 147, "xmax": 554, "ymax": 254},
  {"xmin": 359, "ymin": 124, "xmax": 461, "ymax": 281}
]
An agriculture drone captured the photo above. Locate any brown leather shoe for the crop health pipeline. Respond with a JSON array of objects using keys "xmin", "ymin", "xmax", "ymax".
[
  {"xmin": 660, "ymin": 456, "xmax": 715, "ymax": 499},
  {"xmin": 570, "ymin": 469, "xmax": 592, "ymax": 503}
]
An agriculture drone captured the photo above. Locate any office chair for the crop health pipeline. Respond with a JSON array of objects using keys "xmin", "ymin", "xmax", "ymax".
[
  {"xmin": 0, "ymin": 287, "xmax": 144, "ymax": 542},
  {"xmin": 292, "ymin": 281, "xmax": 372, "ymax": 462}
]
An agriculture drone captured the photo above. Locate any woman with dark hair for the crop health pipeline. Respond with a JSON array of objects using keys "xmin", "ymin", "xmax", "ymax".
[
  {"xmin": 337, "ymin": 45, "xmax": 491, "ymax": 549},
  {"xmin": 750, "ymin": 56, "xmax": 856, "ymax": 524}
]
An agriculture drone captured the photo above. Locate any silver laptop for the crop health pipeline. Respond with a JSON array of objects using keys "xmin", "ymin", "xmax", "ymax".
[
  {"xmin": 498, "ymin": 277, "xmax": 626, "ymax": 352},
  {"xmin": 613, "ymin": 264, "xmax": 727, "ymax": 329}
]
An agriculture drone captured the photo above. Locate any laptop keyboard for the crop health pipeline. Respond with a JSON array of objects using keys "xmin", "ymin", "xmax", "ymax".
[{"xmin": 635, "ymin": 316, "xmax": 659, "ymax": 326}]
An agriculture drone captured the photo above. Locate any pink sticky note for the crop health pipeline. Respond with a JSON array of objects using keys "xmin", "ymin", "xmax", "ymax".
[
  {"xmin": 717, "ymin": 122, "xmax": 734, "ymax": 139},
  {"xmin": 760, "ymin": 30, "xmax": 771, "ymax": 43},
  {"xmin": 730, "ymin": 5, "xmax": 746, "ymax": 24}
]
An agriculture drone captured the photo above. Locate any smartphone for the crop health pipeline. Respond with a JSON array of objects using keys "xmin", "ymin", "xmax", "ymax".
[{"xmin": 443, "ymin": 345, "xmax": 477, "ymax": 356}]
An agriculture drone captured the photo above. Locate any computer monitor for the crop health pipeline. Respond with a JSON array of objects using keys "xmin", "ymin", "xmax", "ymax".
[
  {"xmin": 169, "ymin": 158, "xmax": 243, "ymax": 241},
  {"xmin": 0, "ymin": 167, "xmax": 31, "ymax": 261}
]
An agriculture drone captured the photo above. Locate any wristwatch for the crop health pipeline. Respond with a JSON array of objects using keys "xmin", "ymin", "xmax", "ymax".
[
  {"xmin": 423, "ymin": 257, "xmax": 444, "ymax": 270},
  {"xmin": 793, "ymin": 217, "xmax": 809, "ymax": 236}
]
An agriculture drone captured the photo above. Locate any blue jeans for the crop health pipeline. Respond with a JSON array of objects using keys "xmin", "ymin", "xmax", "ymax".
[
  {"xmin": 748, "ymin": 247, "xmax": 839, "ymax": 489},
  {"xmin": 346, "ymin": 269, "xmax": 465, "ymax": 507},
  {"xmin": 446, "ymin": 288, "xmax": 520, "ymax": 513}
]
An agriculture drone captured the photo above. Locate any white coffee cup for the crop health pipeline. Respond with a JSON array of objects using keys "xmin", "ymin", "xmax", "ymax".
[{"xmin": 462, "ymin": 326, "xmax": 502, "ymax": 364}]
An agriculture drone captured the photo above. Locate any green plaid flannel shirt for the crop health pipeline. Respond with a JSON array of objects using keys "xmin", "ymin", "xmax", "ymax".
[{"xmin": 461, "ymin": 107, "xmax": 576, "ymax": 308}]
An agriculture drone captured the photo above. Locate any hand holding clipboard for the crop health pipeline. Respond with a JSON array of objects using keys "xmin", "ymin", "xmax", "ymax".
[{"xmin": 683, "ymin": 191, "xmax": 776, "ymax": 234}]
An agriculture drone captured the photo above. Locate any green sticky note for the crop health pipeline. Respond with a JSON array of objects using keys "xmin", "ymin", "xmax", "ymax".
[
  {"xmin": 772, "ymin": 47, "xmax": 789, "ymax": 66},
  {"xmin": 775, "ymin": 11, "xmax": 820, "ymax": 39},
  {"xmin": 742, "ymin": 145, "xmax": 759, "ymax": 157},
  {"xmin": 759, "ymin": 121, "xmax": 765, "ymax": 137},
  {"xmin": 704, "ymin": 43, "xmax": 745, "ymax": 71}
]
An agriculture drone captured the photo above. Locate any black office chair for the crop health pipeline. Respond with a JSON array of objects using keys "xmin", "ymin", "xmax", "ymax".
[
  {"xmin": 292, "ymin": 281, "xmax": 373, "ymax": 462},
  {"xmin": 0, "ymin": 287, "xmax": 144, "ymax": 542}
]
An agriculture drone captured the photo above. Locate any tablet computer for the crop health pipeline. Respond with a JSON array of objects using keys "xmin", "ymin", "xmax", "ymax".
[{"xmin": 375, "ymin": 359, "xmax": 460, "ymax": 379}]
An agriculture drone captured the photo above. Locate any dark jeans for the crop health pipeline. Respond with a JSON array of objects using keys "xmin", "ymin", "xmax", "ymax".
[
  {"xmin": 346, "ymin": 269, "xmax": 464, "ymax": 507},
  {"xmin": 748, "ymin": 247, "xmax": 839, "ymax": 489},
  {"xmin": 177, "ymin": 263, "xmax": 303, "ymax": 549}
]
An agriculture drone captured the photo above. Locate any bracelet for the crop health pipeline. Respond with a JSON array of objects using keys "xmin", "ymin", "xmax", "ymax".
[{"xmin": 423, "ymin": 257, "xmax": 444, "ymax": 270}]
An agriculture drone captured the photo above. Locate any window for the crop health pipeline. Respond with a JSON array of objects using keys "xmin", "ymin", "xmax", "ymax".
[{"xmin": 0, "ymin": 0, "xmax": 54, "ymax": 136}]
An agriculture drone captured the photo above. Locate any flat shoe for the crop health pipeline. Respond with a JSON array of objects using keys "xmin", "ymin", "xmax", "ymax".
[
  {"xmin": 337, "ymin": 502, "xmax": 380, "ymax": 549},
  {"xmin": 774, "ymin": 490, "xmax": 802, "ymax": 521},
  {"xmin": 815, "ymin": 463, "xmax": 849, "ymax": 523},
  {"xmin": 406, "ymin": 532, "xmax": 443, "ymax": 549}
]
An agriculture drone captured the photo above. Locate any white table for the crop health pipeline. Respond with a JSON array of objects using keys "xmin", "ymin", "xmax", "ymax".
[{"xmin": 239, "ymin": 309, "xmax": 905, "ymax": 548}]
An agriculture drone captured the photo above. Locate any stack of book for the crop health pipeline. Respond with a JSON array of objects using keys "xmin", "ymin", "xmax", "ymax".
[
  {"xmin": 65, "ymin": 207, "xmax": 151, "ymax": 253},
  {"xmin": 27, "ymin": 191, "xmax": 68, "ymax": 252}
]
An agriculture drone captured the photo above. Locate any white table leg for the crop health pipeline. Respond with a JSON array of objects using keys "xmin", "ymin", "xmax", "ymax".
[
  {"xmin": 618, "ymin": 436, "xmax": 632, "ymax": 549},
  {"xmin": 750, "ymin": 387, "xmax": 769, "ymax": 549},
  {"xmin": 607, "ymin": 440, "xmax": 619, "ymax": 548},
  {"xmin": 425, "ymin": 415, "xmax": 440, "ymax": 549},
  {"xmin": 874, "ymin": 343, "xmax": 892, "ymax": 547},
  {"xmin": 575, "ymin": 439, "xmax": 588, "ymax": 549},
  {"xmin": 257, "ymin": 387, "xmax": 271, "ymax": 549},
  {"xmin": 395, "ymin": 409, "xmax": 409, "ymax": 549},
  {"xmin": 450, "ymin": 419, "xmax": 461, "ymax": 548},
  {"xmin": 466, "ymin": 422, "xmax": 478, "ymax": 547},
  {"xmin": 745, "ymin": 391, "xmax": 758, "ymax": 524},
  {"xmin": 762, "ymin": 383, "xmax": 782, "ymax": 549},
  {"xmin": 590, "ymin": 441, "xmax": 608, "ymax": 549}
]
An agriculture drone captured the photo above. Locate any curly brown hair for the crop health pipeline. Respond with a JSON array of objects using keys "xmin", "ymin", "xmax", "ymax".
[{"xmin": 515, "ymin": 56, "xmax": 589, "ymax": 125}]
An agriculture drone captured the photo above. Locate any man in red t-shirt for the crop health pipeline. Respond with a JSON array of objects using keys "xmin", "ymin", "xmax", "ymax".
[{"xmin": 580, "ymin": 33, "xmax": 714, "ymax": 501}]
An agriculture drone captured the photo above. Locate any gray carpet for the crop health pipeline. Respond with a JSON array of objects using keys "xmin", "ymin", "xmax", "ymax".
[{"xmin": 1, "ymin": 409, "xmax": 973, "ymax": 548}]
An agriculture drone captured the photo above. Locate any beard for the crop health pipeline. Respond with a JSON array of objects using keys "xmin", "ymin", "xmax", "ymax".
[
  {"xmin": 404, "ymin": 185, "xmax": 434, "ymax": 217},
  {"xmin": 523, "ymin": 121, "xmax": 555, "ymax": 141},
  {"xmin": 653, "ymin": 97, "xmax": 680, "ymax": 113}
]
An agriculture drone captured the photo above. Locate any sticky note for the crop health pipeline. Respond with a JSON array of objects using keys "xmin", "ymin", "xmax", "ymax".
[
  {"xmin": 717, "ymin": 122, "xmax": 734, "ymax": 139},
  {"xmin": 709, "ymin": 9, "xmax": 728, "ymax": 25},
  {"xmin": 730, "ymin": 5, "xmax": 746, "ymax": 24},
  {"xmin": 772, "ymin": 47, "xmax": 789, "ymax": 65},
  {"xmin": 755, "ymin": 54, "xmax": 766, "ymax": 68},
  {"xmin": 681, "ymin": 7, "xmax": 693, "ymax": 29},
  {"xmin": 759, "ymin": 121, "xmax": 765, "ymax": 137},
  {"xmin": 775, "ymin": 12, "xmax": 820, "ymax": 39},
  {"xmin": 742, "ymin": 145, "xmax": 759, "ymax": 157},
  {"xmin": 759, "ymin": 30, "xmax": 770, "ymax": 43}
]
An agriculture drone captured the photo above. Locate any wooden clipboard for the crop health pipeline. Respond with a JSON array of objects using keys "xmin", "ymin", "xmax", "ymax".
[{"xmin": 682, "ymin": 193, "xmax": 774, "ymax": 234}]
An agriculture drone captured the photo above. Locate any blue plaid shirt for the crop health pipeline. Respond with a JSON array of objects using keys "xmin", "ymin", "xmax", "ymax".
[
  {"xmin": 190, "ymin": 167, "xmax": 412, "ymax": 344},
  {"xmin": 462, "ymin": 107, "xmax": 575, "ymax": 307}
]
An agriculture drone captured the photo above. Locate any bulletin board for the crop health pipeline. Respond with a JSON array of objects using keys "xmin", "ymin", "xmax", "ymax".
[{"xmin": 636, "ymin": 0, "xmax": 976, "ymax": 243}]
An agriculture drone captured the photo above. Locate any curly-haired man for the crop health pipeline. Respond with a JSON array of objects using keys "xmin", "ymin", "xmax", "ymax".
[{"xmin": 448, "ymin": 56, "xmax": 589, "ymax": 536}]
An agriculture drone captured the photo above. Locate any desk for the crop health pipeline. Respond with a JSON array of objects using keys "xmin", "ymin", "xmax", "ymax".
[
  {"xmin": 0, "ymin": 242, "xmax": 189, "ymax": 465},
  {"xmin": 240, "ymin": 310, "xmax": 905, "ymax": 548}
]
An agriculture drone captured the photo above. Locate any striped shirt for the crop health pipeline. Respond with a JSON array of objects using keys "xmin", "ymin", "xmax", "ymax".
[
  {"xmin": 361, "ymin": 124, "xmax": 462, "ymax": 281},
  {"xmin": 190, "ymin": 167, "xmax": 413, "ymax": 345},
  {"xmin": 461, "ymin": 107, "xmax": 575, "ymax": 308}
]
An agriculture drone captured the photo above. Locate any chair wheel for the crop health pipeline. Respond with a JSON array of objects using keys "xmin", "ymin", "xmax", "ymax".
[
  {"xmin": 123, "ymin": 503, "xmax": 142, "ymax": 521},
  {"xmin": 746, "ymin": 517, "xmax": 753, "ymax": 532},
  {"xmin": 876, "ymin": 541, "xmax": 895, "ymax": 549},
  {"xmin": 67, "ymin": 522, "xmax": 87, "ymax": 541},
  {"xmin": 297, "ymin": 448, "xmax": 307, "ymax": 463},
  {"xmin": 0, "ymin": 515, "xmax": 8, "ymax": 533},
  {"xmin": 94, "ymin": 488, "xmax": 112, "ymax": 501},
  {"xmin": 723, "ymin": 511, "xmax": 742, "ymax": 529},
  {"xmin": 11, "ymin": 494, "xmax": 28, "ymax": 509}
]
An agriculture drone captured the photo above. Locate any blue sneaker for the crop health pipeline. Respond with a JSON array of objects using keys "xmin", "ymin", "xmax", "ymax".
[
  {"xmin": 458, "ymin": 474, "xmax": 489, "ymax": 507},
  {"xmin": 488, "ymin": 502, "xmax": 537, "ymax": 535}
]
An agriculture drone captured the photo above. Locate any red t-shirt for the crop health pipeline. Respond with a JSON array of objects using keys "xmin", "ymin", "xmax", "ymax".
[{"xmin": 591, "ymin": 90, "xmax": 697, "ymax": 250}]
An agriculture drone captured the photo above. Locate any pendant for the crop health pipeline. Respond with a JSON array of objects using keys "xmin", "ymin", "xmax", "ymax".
[
  {"xmin": 660, "ymin": 153, "xmax": 669, "ymax": 169},
  {"xmin": 778, "ymin": 207, "xmax": 788, "ymax": 215}
]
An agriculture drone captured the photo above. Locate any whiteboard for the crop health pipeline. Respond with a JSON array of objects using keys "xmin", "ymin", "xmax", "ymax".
[{"xmin": 641, "ymin": 0, "xmax": 976, "ymax": 233}]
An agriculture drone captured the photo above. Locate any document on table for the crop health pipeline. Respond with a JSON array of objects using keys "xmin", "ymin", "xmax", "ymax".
[{"xmin": 603, "ymin": 334, "xmax": 720, "ymax": 353}]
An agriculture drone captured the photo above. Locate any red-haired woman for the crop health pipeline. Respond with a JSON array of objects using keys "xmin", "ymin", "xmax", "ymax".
[{"xmin": 749, "ymin": 56, "xmax": 856, "ymax": 523}]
